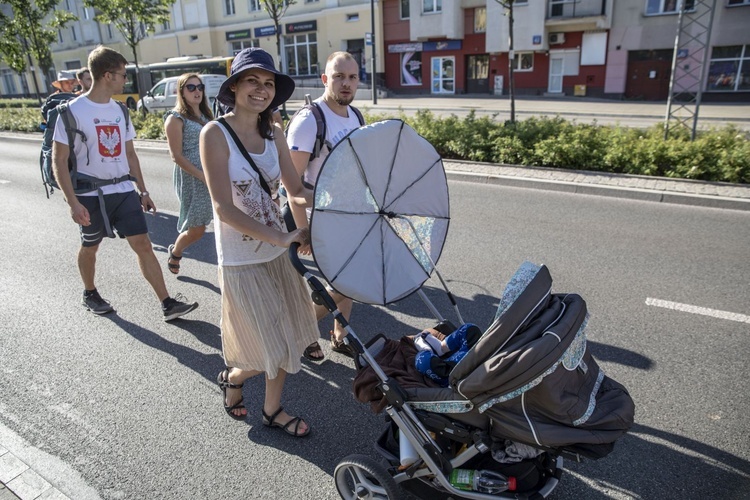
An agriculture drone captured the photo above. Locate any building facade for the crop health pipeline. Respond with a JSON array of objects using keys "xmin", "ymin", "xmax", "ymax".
[
  {"xmin": 381, "ymin": 0, "xmax": 749, "ymax": 101},
  {"xmin": 1, "ymin": 0, "xmax": 749, "ymax": 101},
  {"xmin": 1, "ymin": 0, "xmax": 382, "ymax": 96}
]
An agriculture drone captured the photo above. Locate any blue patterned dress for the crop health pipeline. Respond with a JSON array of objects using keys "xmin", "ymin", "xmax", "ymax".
[{"xmin": 168, "ymin": 111, "xmax": 213, "ymax": 232}]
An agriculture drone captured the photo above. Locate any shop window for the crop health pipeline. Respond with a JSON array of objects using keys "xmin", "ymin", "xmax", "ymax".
[
  {"xmin": 284, "ymin": 33, "xmax": 319, "ymax": 76},
  {"xmin": 232, "ymin": 39, "xmax": 260, "ymax": 56},
  {"xmin": 707, "ymin": 44, "xmax": 750, "ymax": 92},
  {"xmin": 401, "ymin": 52, "xmax": 422, "ymax": 85},
  {"xmin": 474, "ymin": 7, "xmax": 486, "ymax": 33},
  {"xmin": 513, "ymin": 53, "xmax": 534, "ymax": 71},
  {"xmin": 431, "ymin": 56, "xmax": 454, "ymax": 94}
]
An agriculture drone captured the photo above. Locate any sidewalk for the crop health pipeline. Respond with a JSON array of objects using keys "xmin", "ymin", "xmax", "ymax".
[{"xmin": 0, "ymin": 447, "xmax": 68, "ymax": 500}]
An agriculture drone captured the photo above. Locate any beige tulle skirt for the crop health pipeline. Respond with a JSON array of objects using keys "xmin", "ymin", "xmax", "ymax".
[{"xmin": 218, "ymin": 254, "xmax": 319, "ymax": 378}]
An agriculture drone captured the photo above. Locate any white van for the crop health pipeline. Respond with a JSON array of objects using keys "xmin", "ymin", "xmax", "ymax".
[{"xmin": 137, "ymin": 74, "xmax": 227, "ymax": 114}]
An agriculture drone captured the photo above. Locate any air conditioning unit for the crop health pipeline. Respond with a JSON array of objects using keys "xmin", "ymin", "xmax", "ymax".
[{"xmin": 549, "ymin": 32, "xmax": 565, "ymax": 45}]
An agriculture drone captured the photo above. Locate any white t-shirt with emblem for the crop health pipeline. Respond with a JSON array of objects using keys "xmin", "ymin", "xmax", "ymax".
[
  {"xmin": 52, "ymin": 96, "xmax": 136, "ymax": 196},
  {"xmin": 286, "ymin": 98, "xmax": 362, "ymax": 187}
]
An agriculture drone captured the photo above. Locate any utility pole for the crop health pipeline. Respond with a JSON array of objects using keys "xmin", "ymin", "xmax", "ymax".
[
  {"xmin": 370, "ymin": 0, "xmax": 377, "ymax": 105},
  {"xmin": 664, "ymin": 0, "xmax": 717, "ymax": 140}
]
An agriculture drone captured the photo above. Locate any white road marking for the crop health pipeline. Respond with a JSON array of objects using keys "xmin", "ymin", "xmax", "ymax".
[
  {"xmin": 0, "ymin": 179, "xmax": 10, "ymax": 184},
  {"xmin": 646, "ymin": 298, "xmax": 750, "ymax": 324}
]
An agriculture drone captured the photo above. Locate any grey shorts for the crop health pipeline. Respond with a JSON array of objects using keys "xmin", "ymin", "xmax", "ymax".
[{"xmin": 78, "ymin": 191, "xmax": 148, "ymax": 247}]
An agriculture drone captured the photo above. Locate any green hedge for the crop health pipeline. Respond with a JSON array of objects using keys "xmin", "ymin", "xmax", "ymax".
[{"xmin": 2, "ymin": 100, "xmax": 748, "ymax": 184}]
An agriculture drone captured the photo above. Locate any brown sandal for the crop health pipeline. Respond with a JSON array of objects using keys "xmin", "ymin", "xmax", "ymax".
[
  {"xmin": 167, "ymin": 244, "xmax": 182, "ymax": 275},
  {"xmin": 303, "ymin": 341, "xmax": 325, "ymax": 361},
  {"xmin": 330, "ymin": 331, "xmax": 356, "ymax": 358},
  {"xmin": 262, "ymin": 406, "xmax": 310, "ymax": 437}
]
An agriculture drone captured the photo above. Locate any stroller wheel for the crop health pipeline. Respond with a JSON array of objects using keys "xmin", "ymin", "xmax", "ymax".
[{"xmin": 334, "ymin": 454, "xmax": 403, "ymax": 500}]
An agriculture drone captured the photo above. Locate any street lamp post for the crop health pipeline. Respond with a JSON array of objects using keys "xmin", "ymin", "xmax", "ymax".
[{"xmin": 370, "ymin": 0, "xmax": 377, "ymax": 105}]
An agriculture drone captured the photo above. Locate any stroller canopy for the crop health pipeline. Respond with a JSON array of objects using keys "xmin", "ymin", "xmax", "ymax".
[{"xmin": 310, "ymin": 120, "xmax": 450, "ymax": 305}]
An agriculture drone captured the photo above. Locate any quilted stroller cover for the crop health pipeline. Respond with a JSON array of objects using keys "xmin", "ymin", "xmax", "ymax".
[{"xmin": 450, "ymin": 262, "xmax": 635, "ymax": 459}]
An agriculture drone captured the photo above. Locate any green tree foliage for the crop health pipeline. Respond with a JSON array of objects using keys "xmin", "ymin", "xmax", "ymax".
[
  {"xmin": 0, "ymin": 0, "xmax": 77, "ymax": 102},
  {"xmin": 83, "ymin": 0, "xmax": 172, "ymax": 76}
]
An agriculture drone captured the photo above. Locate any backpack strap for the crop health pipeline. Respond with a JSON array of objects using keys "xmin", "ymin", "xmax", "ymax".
[
  {"xmin": 309, "ymin": 102, "xmax": 328, "ymax": 160},
  {"xmin": 216, "ymin": 117, "xmax": 272, "ymax": 198},
  {"xmin": 350, "ymin": 105, "xmax": 365, "ymax": 126},
  {"xmin": 57, "ymin": 102, "xmax": 89, "ymax": 187}
]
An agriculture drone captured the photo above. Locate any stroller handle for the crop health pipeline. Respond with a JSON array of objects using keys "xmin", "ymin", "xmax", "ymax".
[{"xmin": 288, "ymin": 242, "xmax": 309, "ymax": 276}]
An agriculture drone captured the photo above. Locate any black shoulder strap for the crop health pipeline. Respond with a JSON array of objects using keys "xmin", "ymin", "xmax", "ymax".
[
  {"xmin": 216, "ymin": 117, "xmax": 272, "ymax": 197},
  {"xmin": 115, "ymin": 101, "xmax": 131, "ymax": 134},
  {"xmin": 350, "ymin": 105, "xmax": 365, "ymax": 126},
  {"xmin": 310, "ymin": 102, "xmax": 328, "ymax": 158}
]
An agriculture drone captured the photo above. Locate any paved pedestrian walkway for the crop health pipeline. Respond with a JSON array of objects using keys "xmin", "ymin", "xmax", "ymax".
[{"xmin": 0, "ymin": 446, "xmax": 69, "ymax": 500}]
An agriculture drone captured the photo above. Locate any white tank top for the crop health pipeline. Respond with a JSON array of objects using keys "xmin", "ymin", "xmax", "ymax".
[{"xmin": 214, "ymin": 122, "xmax": 286, "ymax": 266}]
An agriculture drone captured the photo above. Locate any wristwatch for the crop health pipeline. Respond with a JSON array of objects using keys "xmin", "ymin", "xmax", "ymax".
[{"xmin": 139, "ymin": 191, "xmax": 150, "ymax": 197}]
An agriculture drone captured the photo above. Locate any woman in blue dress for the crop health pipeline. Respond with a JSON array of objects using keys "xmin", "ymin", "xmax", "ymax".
[{"xmin": 164, "ymin": 73, "xmax": 215, "ymax": 274}]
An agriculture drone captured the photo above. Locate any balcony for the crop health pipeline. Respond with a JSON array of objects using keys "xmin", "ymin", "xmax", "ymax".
[{"xmin": 546, "ymin": 0, "xmax": 611, "ymax": 30}]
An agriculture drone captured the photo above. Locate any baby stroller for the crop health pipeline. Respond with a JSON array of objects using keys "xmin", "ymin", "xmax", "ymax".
[{"xmin": 289, "ymin": 120, "xmax": 635, "ymax": 499}]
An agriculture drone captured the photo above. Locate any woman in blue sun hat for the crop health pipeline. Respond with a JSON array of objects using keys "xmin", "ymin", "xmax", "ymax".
[{"xmin": 200, "ymin": 47, "xmax": 331, "ymax": 436}]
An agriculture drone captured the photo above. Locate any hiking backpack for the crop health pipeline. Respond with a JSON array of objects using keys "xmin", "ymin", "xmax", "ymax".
[
  {"xmin": 285, "ymin": 94, "xmax": 365, "ymax": 161},
  {"xmin": 39, "ymin": 95, "xmax": 132, "ymax": 198}
]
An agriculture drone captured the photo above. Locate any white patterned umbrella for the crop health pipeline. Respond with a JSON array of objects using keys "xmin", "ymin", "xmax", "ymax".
[{"xmin": 310, "ymin": 119, "xmax": 450, "ymax": 305}]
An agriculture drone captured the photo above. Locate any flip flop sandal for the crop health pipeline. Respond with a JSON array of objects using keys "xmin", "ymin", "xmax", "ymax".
[
  {"xmin": 303, "ymin": 341, "xmax": 325, "ymax": 362},
  {"xmin": 262, "ymin": 406, "xmax": 311, "ymax": 438},
  {"xmin": 330, "ymin": 332, "xmax": 356, "ymax": 358},
  {"xmin": 167, "ymin": 244, "xmax": 182, "ymax": 275},
  {"xmin": 217, "ymin": 369, "xmax": 246, "ymax": 421}
]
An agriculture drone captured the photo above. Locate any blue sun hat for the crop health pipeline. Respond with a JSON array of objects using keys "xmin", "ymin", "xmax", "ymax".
[{"xmin": 216, "ymin": 48, "xmax": 295, "ymax": 110}]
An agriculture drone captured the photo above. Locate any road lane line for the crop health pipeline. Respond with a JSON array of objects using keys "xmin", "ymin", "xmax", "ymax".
[{"xmin": 646, "ymin": 297, "xmax": 750, "ymax": 324}]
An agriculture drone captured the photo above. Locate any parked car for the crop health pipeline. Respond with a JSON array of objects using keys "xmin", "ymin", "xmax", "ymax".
[{"xmin": 137, "ymin": 74, "xmax": 227, "ymax": 114}]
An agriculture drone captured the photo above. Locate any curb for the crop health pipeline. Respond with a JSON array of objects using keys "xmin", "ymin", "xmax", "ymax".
[
  {"xmin": 3, "ymin": 132, "xmax": 748, "ymax": 212},
  {"xmin": 446, "ymin": 171, "xmax": 750, "ymax": 212}
]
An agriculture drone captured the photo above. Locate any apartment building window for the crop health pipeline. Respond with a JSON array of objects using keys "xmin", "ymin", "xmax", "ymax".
[
  {"xmin": 225, "ymin": 0, "xmax": 236, "ymax": 15},
  {"xmin": 474, "ymin": 7, "xmax": 486, "ymax": 33},
  {"xmin": 707, "ymin": 45, "xmax": 750, "ymax": 92},
  {"xmin": 1, "ymin": 69, "xmax": 17, "ymax": 95},
  {"xmin": 400, "ymin": 0, "xmax": 410, "ymax": 19},
  {"xmin": 284, "ymin": 33, "xmax": 318, "ymax": 76},
  {"xmin": 57, "ymin": 29, "xmax": 63, "ymax": 44},
  {"xmin": 306, "ymin": 0, "xmax": 320, "ymax": 3},
  {"xmin": 423, "ymin": 0, "xmax": 442, "ymax": 14},
  {"xmin": 728, "ymin": 0, "xmax": 750, "ymax": 4},
  {"xmin": 231, "ymin": 39, "xmax": 259, "ymax": 55},
  {"xmin": 645, "ymin": 0, "xmax": 695, "ymax": 15},
  {"xmin": 513, "ymin": 53, "xmax": 534, "ymax": 71},
  {"xmin": 107, "ymin": 25, "xmax": 113, "ymax": 39},
  {"xmin": 71, "ymin": 25, "xmax": 78, "ymax": 41},
  {"xmin": 248, "ymin": 0, "xmax": 261, "ymax": 12},
  {"xmin": 83, "ymin": 7, "xmax": 90, "ymax": 20}
]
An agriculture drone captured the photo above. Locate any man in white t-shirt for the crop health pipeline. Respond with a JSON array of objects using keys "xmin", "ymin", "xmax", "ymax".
[
  {"xmin": 286, "ymin": 51, "xmax": 362, "ymax": 360},
  {"xmin": 52, "ymin": 45, "xmax": 198, "ymax": 321}
]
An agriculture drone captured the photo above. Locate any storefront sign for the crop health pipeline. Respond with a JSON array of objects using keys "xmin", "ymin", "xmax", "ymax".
[
  {"xmin": 389, "ymin": 43, "xmax": 423, "ymax": 54},
  {"xmin": 423, "ymin": 40, "xmax": 461, "ymax": 52},
  {"xmin": 226, "ymin": 29, "xmax": 252, "ymax": 41},
  {"xmin": 254, "ymin": 26, "xmax": 277, "ymax": 37},
  {"xmin": 286, "ymin": 20, "xmax": 317, "ymax": 34}
]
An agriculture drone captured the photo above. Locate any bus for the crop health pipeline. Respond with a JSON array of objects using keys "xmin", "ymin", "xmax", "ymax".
[
  {"xmin": 112, "ymin": 64, "xmax": 146, "ymax": 111},
  {"xmin": 112, "ymin": 57, "xmax": 233, "ymax": 111}
]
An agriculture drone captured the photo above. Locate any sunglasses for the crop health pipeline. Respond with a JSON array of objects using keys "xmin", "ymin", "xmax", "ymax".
[{"xmin": 184, "ymin": 83, "xmax": 205, "ymax": 92}]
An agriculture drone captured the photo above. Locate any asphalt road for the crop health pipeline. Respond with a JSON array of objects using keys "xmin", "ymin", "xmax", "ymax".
[{"xmin": 1, "ymin": 139, "xmax": 749, "ymax": 500}]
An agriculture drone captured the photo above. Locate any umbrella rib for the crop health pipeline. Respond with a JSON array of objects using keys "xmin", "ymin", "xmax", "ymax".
[
  {"xmin": 381, "ymin": 120, "xmax": 406, "ymax": 208},
  {"xmin": 348, "ymin": 137, "xmax": 382, "ymax": 212},
  {"xmin": 383, "ymin": 157, "xmax": 444, "ymax": 212}
]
